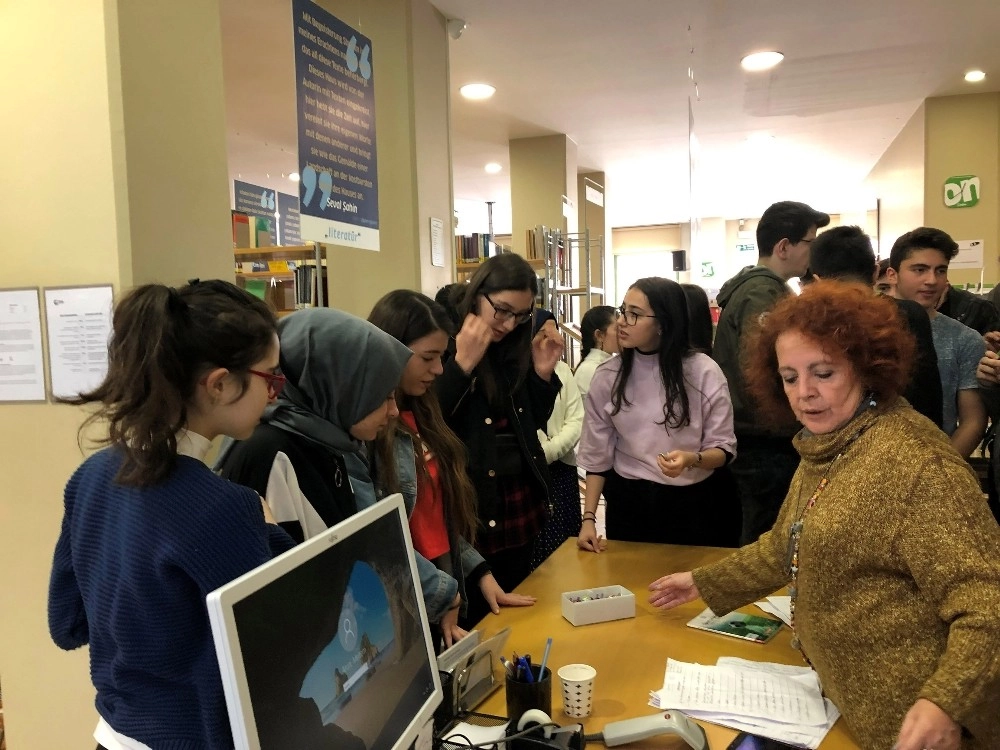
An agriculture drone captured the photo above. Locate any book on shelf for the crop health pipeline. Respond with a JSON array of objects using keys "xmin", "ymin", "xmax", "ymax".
[
  {"xmin": 686, "ymin": 608, "xmax": 783, "ymax": 644},
  {"xmin": 454, "ymin": 233, "xmax": 496, "ymax": 264},
  {"xmin": 232, "ymin": 211, "xmax": 250, "ymax": 248},
  {"xmin": 246, "ymin": 217, "xmax": 274, "ymax": 248}
]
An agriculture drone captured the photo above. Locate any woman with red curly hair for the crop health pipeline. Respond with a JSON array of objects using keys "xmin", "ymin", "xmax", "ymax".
[{"xmin": 647, "ymin": 281, "xmax": 1000, "ymax": 750}]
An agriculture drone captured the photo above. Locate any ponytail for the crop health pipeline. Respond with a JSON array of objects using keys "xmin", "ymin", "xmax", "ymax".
[
  {"xmin": 67, "ymin": 279, "xmax": 276, "ymax": 486},
  {"xmin": 579, "ymin": 305, "xmax": 615, "ymax": 359}
]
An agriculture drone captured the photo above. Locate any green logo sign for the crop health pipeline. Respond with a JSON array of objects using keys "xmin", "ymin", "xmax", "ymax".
[{"xmin": 944, "ymin": 175, "xmax": 980, "ymax": 208}]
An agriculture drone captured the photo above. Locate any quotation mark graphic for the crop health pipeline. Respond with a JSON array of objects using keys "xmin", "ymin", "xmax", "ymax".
[
  {"xmin": 317, "ymin": 170, "xmax": 333, "ymax": 207},
  {"xmin": 300, "ymin": 165, "xmax": 335, "ymax": 210},
  {"xmin": 259, "ymin": 191, "xmax": 275, "ymax": 211},
  {"xmin": 301, "ymin": 166, "xmax": 318, "ymax": 206},
  {"xmin": 346, "ymin": 35, "xmax": 372, "ymax": 81}
]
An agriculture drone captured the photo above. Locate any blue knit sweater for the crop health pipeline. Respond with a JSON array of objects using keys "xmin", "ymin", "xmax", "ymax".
[{"xmin": 48, "ymin": 447, "xmax": 295, "ymax": 749}]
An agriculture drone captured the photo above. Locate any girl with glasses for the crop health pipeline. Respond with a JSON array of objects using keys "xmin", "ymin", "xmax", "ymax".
[
  {"xmin": 577, "ymin": 277, "xmax": 741, "ymax": 551},
  {"xmin": 368, "ymin": 290, "xmax": 536, "ymax": 649},
  {"xmin": 435, "ymin": 253, "xmax": 564, "ymax": 625},
  {"xmin": 217, "ymin": 307, "xmax": 412, "ymax": 545},
  {"xmin": 49, "ymin": 280, "xmax": 297, "ymax": 750}
]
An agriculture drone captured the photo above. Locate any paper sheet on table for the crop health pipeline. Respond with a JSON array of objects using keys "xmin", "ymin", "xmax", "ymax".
[
  {"xmin": 649, "ymin": 658, "xmax": 839, "ymax": 749},
  {"xmin": 755, "ymin": 596, "xmax": 792, "ymax": 626},
  {"xmin": 439, "ymin": 721, "xmax": 507, "ymax": 749}
]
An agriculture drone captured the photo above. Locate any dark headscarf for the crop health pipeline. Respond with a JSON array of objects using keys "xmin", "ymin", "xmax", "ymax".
[
  {"xmin": 531, "ymin": 307, "xmax": 557, "ymax": 337},
  {"xmin": 264, "ymin": 308, "xmax": 412, "ymax": 453}
]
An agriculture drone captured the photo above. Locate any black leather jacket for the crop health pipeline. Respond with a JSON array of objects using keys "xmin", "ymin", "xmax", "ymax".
[
  {"xmin": 434, "ymin": 356, "xmax": 559, "ymax": 534},
  {"xmin": 939, "ymin": 285, "xmax": 1000, "ymax": 335}
]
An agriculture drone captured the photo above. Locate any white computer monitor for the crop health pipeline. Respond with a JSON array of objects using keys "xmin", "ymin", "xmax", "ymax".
[{"xmin": 207, "ymin": 495, "xmax": 442, "ymax": 750}]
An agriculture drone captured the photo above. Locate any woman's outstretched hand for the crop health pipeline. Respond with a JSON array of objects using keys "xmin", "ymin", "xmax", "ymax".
[{"xmin": 648, "ymin": 572, "xmax": 700, "ymax": 609}]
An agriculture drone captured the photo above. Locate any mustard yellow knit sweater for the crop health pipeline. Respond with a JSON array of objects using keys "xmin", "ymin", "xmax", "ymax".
[{"xmin": 693, "ymin": 400, "xmax": 1000, "ymax": 750}]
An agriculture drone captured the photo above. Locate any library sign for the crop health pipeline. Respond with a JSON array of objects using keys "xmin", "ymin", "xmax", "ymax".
[{"xmin": 292, "ymin": 0, "xmax": 380, "ymax": 251}]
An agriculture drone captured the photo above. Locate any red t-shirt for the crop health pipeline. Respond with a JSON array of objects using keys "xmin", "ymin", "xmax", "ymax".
[{"xmin": 399, "ymin": 411, "xmax": 450, "ymax": 559}]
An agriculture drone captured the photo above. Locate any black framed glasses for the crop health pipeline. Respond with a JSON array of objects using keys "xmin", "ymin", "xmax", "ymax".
[
  {"xmin": 248, "ymin": 369, "xmax": 287, "ymax": 398},
  {"xmin": 484, "ymin": 293, "xmax": 533, "ymax": 325},
  {"xmin": 614, "ymin": 305, "xmax": 656, "ymax": 326}
]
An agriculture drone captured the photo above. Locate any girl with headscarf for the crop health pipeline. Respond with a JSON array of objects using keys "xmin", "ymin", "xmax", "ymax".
[{"xmin": 217, "ymin": 307, "xmax": 412, "ymax": 543}]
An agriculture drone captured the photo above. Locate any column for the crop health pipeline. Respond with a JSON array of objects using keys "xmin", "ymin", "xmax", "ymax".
[
  {"xmin": 0, "ymin": 2, "xmax": 238, "ymax": 747},
  {"xmin": 923, "ymin": 93, "xmax": 1000, "ymax": 286},
  {"xmin": 509, "ymin": 134, "xmax": 579, "ymax": 255},
  {"xmin": 315, "ymin": 0, "xmax": 454, "ymax": 308}
]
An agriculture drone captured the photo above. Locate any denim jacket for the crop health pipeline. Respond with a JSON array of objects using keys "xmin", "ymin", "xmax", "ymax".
[{"xmin": 369, "ymin": 433, "xmax": 488, "ymax": 622}]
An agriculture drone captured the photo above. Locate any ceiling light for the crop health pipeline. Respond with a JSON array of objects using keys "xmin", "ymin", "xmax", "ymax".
[
  {"xmin": 460, "ymin": 83, "xmax": 496, "ymax": 100},
  {"xmin": 289, "ymin": 172, "xmax": 301, "ymax": 182},
  {"xmin": 965, "ymin": 69, "xmax": 986, "ymax": 83},
  {"xmin": 484, "ymin": 162, "xmax": 502, "ymax": 174},
  {"xmin": 741, "ymin": 51, "xmax": 784, "ymax": 72}
]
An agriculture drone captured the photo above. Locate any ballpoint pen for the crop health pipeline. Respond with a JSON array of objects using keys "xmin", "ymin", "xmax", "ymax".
[
  {"xmin": 538, "ymin": 637, "xmax": 553, "ymax": 679},
  {"xmin": 517, "ymin": 655, "xmax": 534, "ymax": 683}
]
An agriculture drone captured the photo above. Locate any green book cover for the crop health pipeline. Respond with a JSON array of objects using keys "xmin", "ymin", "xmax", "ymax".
[
  {"xmin": 243, "ymin": 278, "xmax": 267, "ymax": 301},
  {"xmin": 686, "ymin": 608, "xmax": 783, "ymax": 644}
]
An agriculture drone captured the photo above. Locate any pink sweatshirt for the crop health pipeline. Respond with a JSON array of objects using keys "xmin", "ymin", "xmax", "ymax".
[{"xmin": 577, "ymin": 351, "xmax": 736, "ymax": 486}]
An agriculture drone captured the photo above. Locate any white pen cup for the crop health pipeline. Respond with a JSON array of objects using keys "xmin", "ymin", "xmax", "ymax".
[{"xmin": 557, "ymin": 663, "xmax": 597, "ymax": 718}]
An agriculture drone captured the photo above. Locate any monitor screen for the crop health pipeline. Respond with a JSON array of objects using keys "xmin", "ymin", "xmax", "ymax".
[{"xmin": 208, "ymin": 495, "xmax": 442, "ymax": 750}]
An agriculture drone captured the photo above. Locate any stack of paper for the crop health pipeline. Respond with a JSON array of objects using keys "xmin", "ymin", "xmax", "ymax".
[
  {"xmin": 649, "ymin": 657, "xmax": 840, "ymax": 749},
  {"xmin": 755, "ymin": 596, "xmax": 792, "ymax": 626}
]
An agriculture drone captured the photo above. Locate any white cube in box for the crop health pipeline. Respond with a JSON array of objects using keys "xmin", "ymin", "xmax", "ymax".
[{"xmin": 561, "ymin": 585, "xmax": 635, "ymax": 626}]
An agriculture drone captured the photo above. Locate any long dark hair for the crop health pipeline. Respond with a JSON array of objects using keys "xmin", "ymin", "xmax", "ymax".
[
  {"xmin": 580, "ymin": 305, "xmax": 615, "ymax": 359},
  {"xmin": 66, "ymin": 280, "xmax": 276, "ymax": 486},
  {"xmin": 451, "ymin": 253, "xmax": 537, "ymax": 405},
  {"xmin": 681, "ymin": 283, "xmax": 713, "ymax": 356},
  {"xmin": 368, "ymin": 290, "xmax": 478, "ymax": 544},
  {"xmin": 611, "ymin": 277, "xmax": 693, "ymax": 429}
]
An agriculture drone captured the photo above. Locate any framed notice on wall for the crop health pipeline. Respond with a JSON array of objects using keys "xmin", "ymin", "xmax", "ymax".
[
  {"xmin": 44, "ymin": 285, "xmax": 114, "ymax": 400},
  {"xmin": 0, "ymin": 287, "xmax": 47, "ymax": 402}
]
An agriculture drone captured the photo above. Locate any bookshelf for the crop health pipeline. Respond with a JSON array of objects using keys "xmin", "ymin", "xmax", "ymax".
[
  {"xmin": 534, "ymin": 226, "xmax": 605, "ymax": 367},
  {"xmin": 234, "ymin": 243, "xmax": 328, "ymax": 316}
]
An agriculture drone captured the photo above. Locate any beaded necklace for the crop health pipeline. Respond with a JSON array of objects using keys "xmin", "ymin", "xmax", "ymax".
[{"xmin": 786, "ymin": 404, "xmax": 876, "ymax": 654}]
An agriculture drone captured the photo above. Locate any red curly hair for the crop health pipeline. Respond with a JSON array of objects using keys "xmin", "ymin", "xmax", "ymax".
[{"xmin": 743, "ymin": 280, "xmax": 916, "ymax": 426}]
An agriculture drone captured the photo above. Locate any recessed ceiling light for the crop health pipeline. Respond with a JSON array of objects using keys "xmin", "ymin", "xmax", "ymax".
[
  {"xmin": 741, "ymin": 51, "xmax": 784, "ymax": 72},
  {"xmin": 289, "ymin": 172, "xmax": 301, "ymax": 182},
  {"xmin": 484, "ymin": 162, "xmax": 502, "ymax": 174},
  {"xmin": 965, "ymin": 69, "xmax": 986, "ymax": 83},
  {"xmin": 460, "ymin": 83, "xmax": 496, "ymax": 100}
]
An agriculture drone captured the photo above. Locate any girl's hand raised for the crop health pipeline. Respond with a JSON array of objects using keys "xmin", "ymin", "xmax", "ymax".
[
  {"xmin": 531, "ymin": 324, "xmax": 565, "ymax": 381},
  {"xmin": 454, "ymin": 313, "xmax": 492, "ymax": 375}
]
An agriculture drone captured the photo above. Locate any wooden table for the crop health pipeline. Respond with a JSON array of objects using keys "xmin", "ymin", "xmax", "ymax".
[{"xmin": 474, "ymin": 539, "xmax": 860, "ymax": 749}]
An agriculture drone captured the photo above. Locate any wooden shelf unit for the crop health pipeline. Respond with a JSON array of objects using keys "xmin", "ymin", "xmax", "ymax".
[{"xmin": 233, "ymin": 243, "xmax": 328, "ymax": 314}]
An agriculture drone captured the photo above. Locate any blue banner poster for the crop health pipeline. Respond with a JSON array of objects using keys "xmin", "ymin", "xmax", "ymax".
[
  {"xmin": 234, "ymin": 180, "xmax": 277, "ymax": 246},
  {"xmin": 234, "ymin": 180, "xmax": 277, "ymax": 222},
  {"xmin": 292, "ymin": 0, "xmax": 379, "ymax": 251},
  {"xmin": 277, "ymin": 191, "xmax": 302, "ymax": 246}
]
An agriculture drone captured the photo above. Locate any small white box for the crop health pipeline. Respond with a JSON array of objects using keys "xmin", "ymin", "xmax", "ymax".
[{"xmin": 561, "ymin": 585, "xmax": 635, "ymax": 626}]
